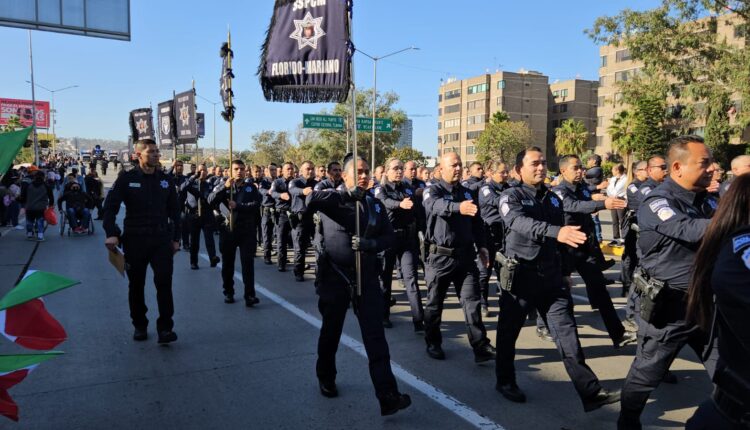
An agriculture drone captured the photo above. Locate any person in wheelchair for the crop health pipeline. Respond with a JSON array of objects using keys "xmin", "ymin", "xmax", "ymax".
[{"xmin": 58, "ymin": 181, "xmax": 93, "ymax": 234}]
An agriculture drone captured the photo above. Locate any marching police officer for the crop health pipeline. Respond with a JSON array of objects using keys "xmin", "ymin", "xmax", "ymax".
[
  {"xmin": 618, "ymin": 136, "xmax": 719, "ymax": 429},
  {"xmin": 494, "ymin": 146, "xmax": 619, "ymax": 411},
  {"xmin": 422, "ymin": 152, "xmax": 495, "ymax": 362},
  {"xmin": 208, "ymin": 159, "xmax": 262, "ymax": 306},
  {"xmin": 552, "ymin": 154, "xmax": 636, "ymax": 348},
  {"xmin": 181, "ymin": 164, "xmax": 220, "ymax": 270},
  {"xmin": 305, "ymin": 154, "xmax": 411, "ymax": 416},
  {"xmin": 621, "ymin": 160, "xmax": 649, "ymax": 327},
  {"xmin": 636, "ymin": 155, "xmax": 667, "ymax": 200},
  {"xmin": 374, "ymin": 158, "xmax": 425, "ymax": 331},
  {"xmin": 168, "ymin": 160, "xmax": 190, "ymax": 251},
  {"xmin": 314, "ymin": 161, "xmax": 343, "ymax": 192},
  {"xmin": 103, "ymin": 139, "xmax": 180, "ymax": 344},
  {"xmin": 258, "ymin": 163, "xmax": 278, "ymax": 265},
  {"xmin": 271, "ymin": 162, "xmax": 295, "ymax": 272},
  {"xmin": 289, "ymin": 161, "xmax": 318, "ymax": 282},
  {"xmin": 461, "ymin": 161, "xmax": 485, "ymax": 195}
]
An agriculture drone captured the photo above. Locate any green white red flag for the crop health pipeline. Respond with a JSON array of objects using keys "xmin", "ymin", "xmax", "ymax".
[
  {"xmin": 0, "ymin": 271, "xmax": 79, "ymax": 311},
  {"xmin": 0, "ymin": 352, "xmax": 63, "ymax": 421},
  {"xmin": 0, "ymin": 299, "xmax": 66, "ymax": 350}
]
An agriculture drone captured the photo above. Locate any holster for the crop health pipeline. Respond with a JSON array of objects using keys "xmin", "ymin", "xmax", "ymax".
[
  {"xmin": 495, "ymin": 251, "xmax": 519, "ymax": 292},
  {"xmin": 288, "ymin": 211, "xmax": 300, "ymax": 229},
  {"xmin": 429, "ymin": 244, "xmax": 458, "ymax": 257},
  {"xmin": 418, "ymin": 231, "xmax": 427, "ymax": 262},
  {"xmin": 633, "ymin": 268, "xmax": 666, "ymax": 323}
]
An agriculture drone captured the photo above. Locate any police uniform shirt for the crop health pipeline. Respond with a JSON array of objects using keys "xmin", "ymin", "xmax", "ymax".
[
  {"xmin": 498, "ymin": 183, "xmax": 564, "ymax": 262},
  {"xmin": 637, "ymin": 178, "xmax": 661, "ymax": 201},
  {"xmin": 552, "ymin": 179, "xmax": 606, "ymax": 234},
  {"xmin": 719, "ymin": 180, "xmax": 732, "ymax": 198},
  {"xmin": 208, "ymin": 178, "xmax": 261, "ymax": 227},
  {"xmin": 182, "ymin": 177, "xmax": 212, "ymax": 213},
  {"xmin": 461, "ymin": 176, "xmax": 485, "ymax": 195},
  {"xmin": 373, "ymin": 181, "xmax": 416, "ymax": 229},
  {"xmin": 626, "ymin": 179, "xmax": 644, "ymax": 212},
  {"xmin": 270, "ymin": 177, "xmax": 293, "ymax": 212},
  {"xmin": 102, "ymin": 167, "xmax": 181, "ymax": 241},
  {"xmin": 637, "ymin": 177, "xmax": 718, "ymax": 289},
  {"xmin": 258, "ymin": 177, "xmax": 276, "ymax": 208},
  {"xmin": 478, "ymin": 179, "xmax": 508, "ymax": 227},
  {"xmin": 290, "ymin": 177, "xmax": 319, "ymax": 215},
  {"xmin": 422, "ymin": 180, "xmax": 486, "ymax": 251},
  {"xmin": 314, "ymin": 178, "xmax": 342, "ymax": 192}
]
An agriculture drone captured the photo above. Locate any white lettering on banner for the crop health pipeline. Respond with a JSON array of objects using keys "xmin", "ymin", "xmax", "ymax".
[
  {"xmin": 293, "ymin": 0, "xmax": 327, "ymax": 11},
  {"xmin": 270, "ymin": 59, "xmax": 340, "ymax": 76}
]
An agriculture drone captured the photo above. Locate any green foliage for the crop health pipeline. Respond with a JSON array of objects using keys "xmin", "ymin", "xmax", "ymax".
[
  {"xmin": 491, "ymin": 111, "xmax": 510, "ymax": 123},
  {"xmin": 554, "ymin": 119, "xmax": 590, "ymax": 157},
  {"xmin": 176, "ymin": 154, "xmax": 192, "ymax": 163},
  {"xmin": 246, "ymin": 131, "xmax": 293, "ymax": 166},
  {"xmin": 1, "ymin": 116, "xmax": 23, "ymax": 133},
  {"xmin": 632, "ymin": 90, "xmax": 669, "ymax": 159},
  {"xmin": 601, "ymin": 160, "xmax": 616, "ymax": 178},
  {"xmin": 388, "ymin": 147, "xmax": 426, "ymax": 164},
  {"xmin": 475, "ymin": 118, "xmax": 532, "ymax": 163},
  {"xmin": 704, "ymin": 91, "xmax": 733, "ymax": 161}
]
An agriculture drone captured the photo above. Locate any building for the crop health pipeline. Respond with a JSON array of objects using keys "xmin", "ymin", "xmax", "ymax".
[
  {"xmin": 547, "ymin": 79, "xmax": 599, "ymax": 160},
  {"xmin": 396, "ymin": 118, "xmax": 413, "ymax": 149},
  {"xmin": 596, "ymin": 13, "xmax": 748, "ymax": 155},
  {"xmin": 437, "ymin": 70, "xmax": 550, "ymax": 163}
]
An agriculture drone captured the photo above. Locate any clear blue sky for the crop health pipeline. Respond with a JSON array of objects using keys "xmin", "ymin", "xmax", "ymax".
[{"xmin": 0, "ymin": 0, "xmax": 661, "ymax": 157}]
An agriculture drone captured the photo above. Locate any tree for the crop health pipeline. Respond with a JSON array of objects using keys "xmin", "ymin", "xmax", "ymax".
[
  {"xmin": 632, "ymin": 90, "xmax": 669, "ymax": 159},
  {"xmin": 246, "ymin": 131, "xmax": 293, "ymax": 166},
  {"xmin": 554, "ymin": 119, "xmax": 590, "ymax": 157},
  {"xmin": 608, "ymin": 110, "xmax": 638, "ymax": 168},
  {"xmin": 475, "ymin": 116, "xmax": 532, "ymax": 164},
  {"xmin": 388, "ymin": 147, "xmax": 426, "ymax": 165}
]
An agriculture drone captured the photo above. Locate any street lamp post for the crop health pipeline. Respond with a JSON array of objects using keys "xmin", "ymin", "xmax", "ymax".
[
  {"xmin": 196, "ymin": 93, "xmax": 219, "ymax": 166},
  {"xmin": 356, "ymin": 46, "xmax": 418, "ymax": 171},
  {"xmin": 27, "ymin": 81, "xmax": 78, "ymax": 156}
]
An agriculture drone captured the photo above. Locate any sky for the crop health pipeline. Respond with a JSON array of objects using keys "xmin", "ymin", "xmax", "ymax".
[{"xmin": 0, "ymin": 0, "xmax": 662, "ymax": 157}]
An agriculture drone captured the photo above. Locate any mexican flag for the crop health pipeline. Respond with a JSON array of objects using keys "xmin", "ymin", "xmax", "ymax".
[
  {"xmin": 0, "ymin": 270, "xmax": 79, "ymax": 311},
  {"xmin": 0, "ymin": 352, "xmax": 63, "ymax": 421},
  {"xmin": 0, "ymin": 298, "xmax": 66, "ymax": 350},
  {"xmin": 0, "ymin": 127, "xmax": 32, "ymax": 176}
]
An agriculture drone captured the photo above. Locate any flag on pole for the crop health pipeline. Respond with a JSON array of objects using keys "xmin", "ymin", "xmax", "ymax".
[
  {"xmin": 220, "ymin": 41, "xmax": 235, "ymax": 121},
  {"xmin": 129, "ymin": 108, "xmax": 155, "ymax": 141},
  {"xmin": 258, "ymin": 0, "xmax": 353, "ymax": 103},
  {"xmin": 0, "ymin": 299, "xmax": 66, "ymax": 350},
  {"xmin": 0, "ymin": 127, "xmax": 32, "ymax": 175},
  {"xmin": 0, "ymin": 352, "xmax": 63, "ymax": 421},
  {"xmin": 0, "ymin": 271, "xmax": 79, "ymax": 311}
]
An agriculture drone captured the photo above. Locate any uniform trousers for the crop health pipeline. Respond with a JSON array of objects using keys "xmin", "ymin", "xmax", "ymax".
[
  {"xmin": 188, "ymin": 213, "xmax": 216, "ymax": 265},
  {"xmin": 219, "ymin": 225, "xmax": 257, "ymax": 299},
  {"xmin": 276, "ymin": 213, "xmax": 292, "ymax": 269},
  {"xmin": 261, "ymin": 208, "xmax": 275, "ymax": 260},
  {"xmin": 292, "ymin": 217, "xmax": 314, "ymax": 276},
  {"xmin": 381, "ymin": 236, "xmax": 424, "ymax": 322}
]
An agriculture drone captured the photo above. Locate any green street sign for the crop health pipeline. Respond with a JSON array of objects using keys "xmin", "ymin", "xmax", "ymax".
[
  {"xmin": 303, "ymin": 114, "xmax": 345, "ymax": 130},
  {"xmin": 356, "ymin": 117, "xmax": 393, "ymax": 132}
]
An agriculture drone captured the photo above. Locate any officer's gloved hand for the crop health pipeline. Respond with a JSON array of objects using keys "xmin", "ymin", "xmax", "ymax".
[
  {"xmin": 347, "ymin": 186, "xmax": 367, "ymax": 201},
  {"xmin": 351, "ymin": 235, "xmax": 377, "ymax": 252}
]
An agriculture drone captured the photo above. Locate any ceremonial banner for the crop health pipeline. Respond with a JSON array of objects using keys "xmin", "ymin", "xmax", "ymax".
[
  {"xmin": 174, "ymin": 90, "xmax": 197, "ymax": 141},
  {"xmin": 220, "ymin": 42, "xmax": 235, "ymax": 121},
  {"xmin": 258, "ymin": 0, "xmax": 353, "ymax": 103},
  {"xmin": 128, "ymin": 108, "xmax": 154, "ymax": 141},
  {"xmin": 157, "ymin": 100, "xmax": 177, "ymax": 147},
  {"xmin": 196, "ymin": 113, "xmax": 205, "ymax": 138}
]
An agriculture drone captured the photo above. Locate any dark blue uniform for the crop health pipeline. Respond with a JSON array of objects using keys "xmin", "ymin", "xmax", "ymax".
[
  {"xmin": 169, "ymin": 173, "xmax": 190, "ymax": 249},
  {"xmin": 271, "ymin": 177, "xmax": 294, "ymax": 271},
  {"xmin": 422, "ymin": 180, "xmax": 491, "ymax": 356},
  {"xmin": 477, "ymin": 179, "xmax": 509, "ymax": 309},
  {"xmin": 102, "ymin": 167, "xmax": 181, "ymax": 334},
  {"xmin": 180, "ymin": 176, "xmax": 218, "ymax": 267},
  {"xmin": 305, "ymin": 189, "xmax": 402, "ymax": 400},
  {"xmin": 290, "ymin": 177, "xmax": 318, "ymax": 279},
  {"xmin": 258, "ymin": 176, "xmax": 277, "ymax": 264},
  {"xmin": 209, "ymin": 178, "xmax": 262, "ymax": 303},
  {"xmin": 621, "ymin": 178, "xmax": 644, "ymax": 300},
  {"xmin": 552, "ymin": 179, "xmax": 629, "ymax": 345},
  {"xmin": 496, "ymin": 182, "xmax": 606, "ymax": 404},
  {"xmin": 619, "ymin": 177, "xmax": 719, "ymax": 429},
  {"xmin": 374, "ymin": 181, "xmax": 424, "ymax": 328},
  {"xmin": 687, "ymin": 227, "xmax": 750, "ymax": 429}
]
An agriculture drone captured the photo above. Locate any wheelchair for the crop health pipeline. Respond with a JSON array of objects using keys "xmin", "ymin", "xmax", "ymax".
[{"xmin": 59, "ymin": 206, "xmax": 95, "ymax": 237}]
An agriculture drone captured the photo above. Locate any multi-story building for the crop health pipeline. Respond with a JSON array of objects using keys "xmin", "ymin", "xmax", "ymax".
[
  {"xmin": 596, "ymin": 13, "xmax": 748, "ymax": 155},
  {"xmin": 547, "ymin": 79, "xmax": 599, "ymax": 159},
  {"xmin": 396, "ymin": 118, "xmax": 413, "ymax": 149},
  {"xmin": 437, "ymin": 70, "xmax": 549, "ymax": 163}
]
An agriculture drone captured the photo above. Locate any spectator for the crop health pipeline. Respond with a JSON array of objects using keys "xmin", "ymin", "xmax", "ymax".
[
  {"xmin": 17, "ymin": 169, "xmax": 54, "ymax": 241},
  {"xmin": 84, "ymin": 171, "xmax": 104, "ymax": 219},
  {"xmin": 584, "ymin": 154, "xmax": 608, "ymax": 242},
  {"xmin": 606, "ymin": 163, "xmax": 627, "ymax": 246},
  {"xmin": 58, "ymin": 181, "xmax": 93, "ymax": 234},
  {"xmin": 3, "ymin": 172, "xmax": 22, "ymax": 229}
]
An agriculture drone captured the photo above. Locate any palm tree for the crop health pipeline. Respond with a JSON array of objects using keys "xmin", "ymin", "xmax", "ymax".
[
  {"xmin": 608, "ymin": 110, "xmax": 637, "ymax": 174},
  {"xmin": 554, "ymin": 119, "xmax": 589, "ymax": 156}
]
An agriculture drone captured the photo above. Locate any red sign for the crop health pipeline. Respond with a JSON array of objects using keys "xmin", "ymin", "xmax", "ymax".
[{"xmin": 0, "ymin": 98, "xmax": 50, "ymax": 128}]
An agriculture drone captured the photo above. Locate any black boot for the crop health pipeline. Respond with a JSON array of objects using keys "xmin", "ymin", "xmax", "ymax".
[{"xmin": 378, "ymin": 392, "xmax": 411, "ymax": 416}]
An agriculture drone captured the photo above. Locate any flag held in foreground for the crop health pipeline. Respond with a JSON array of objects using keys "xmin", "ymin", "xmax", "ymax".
[
  {"xmin": 0, "ymin": 127, "xmax": 33, "ymax": 176},
  {"xmin": 0, "ymin": 299, "xmax": 67, "ymax": 350},
  {"xmin": 0, "ymin": 352, "xmax": 62, "ymax": 422},
  {"xmin": 0, "ymin": 271, "xmax": 79, "ymax": 311}
]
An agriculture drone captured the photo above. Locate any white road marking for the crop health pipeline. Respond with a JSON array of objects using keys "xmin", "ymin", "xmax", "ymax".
[{"xmin": 200, "ymin": 253, "xmax": 505, "ymax": 430}]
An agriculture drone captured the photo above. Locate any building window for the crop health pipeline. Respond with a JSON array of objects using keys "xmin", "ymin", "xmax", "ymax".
[
  {"xmin": 734, "ymin": 23, "xmax": 747, "ymax": 39},
  {"xmin": 444, "ymin": 104, "xmax": 460, "ymax": 114},
  {"xmin": 438, "ymin": 94, "xmax": 442, "ymax": 102},
  {"xmin": 444, "ymin": 133, "xmax": 460, "ymax": 142},
  {"xmin": 559, "ymin": 103, "xmax": 568, "ymax": 113},
  {"xmin": 468, "ymin": 83, "xmax": 488, "ymax": 94},
  {"xmin": 497, "ymin": 80, "xmax": 506, "ymax": 89},
  {"xmin": 466, "ymin": 131, "xmax": 482, "ymax": 140},
  {"xmin": 597, "ymin": 116, "xmax": 604, "ymax": 127},
  {"xmin": 437, "ymin": 122, "xmax": 442, "ymax": 130},
  {"xmin": 552, "ymin": 105, "xmax": 559, "ymax": 114},
  {"xmin": 598, "ymin": 96, "xmax": 605, "ymax": 107},
  {"xmin": 599, "ymin": 76, "xmax": 607, "ymax": 86},
  {"xmin": 437, "ymin": 136, "xmax": 442, "ymax": 144},
  {"xmin": 615, "ymin": 70, "xmax": 631, "ymax": 82},
  {"xmin": 444, "ymin": 89, "xmax": 461, "ymax": 100},
  {"xmin": 551, "ymin": 120, "xmax": 559, "ymax": 128},
  {"xmin": 496, "ymin": 97, "xmax": 504, "ymax": 106},
  {"xmin": 615, "ymin": 92, "xmax": 623, "ymax": 104},
  {"xmin": 600, "ymin": 55, "xmax": 608, "ymax": 67},
  {"xmin": 560, "ymin": 89, "xmax": 569, "ymax": 98},
  {"xmin": 467, "ymin": 100, "xmax": 483, "ymax": 110},
  {"xmin": 438, "ymin": 108, "xmax": 442, "ymax": 116},
  {"xmin": 444, "ymin": 118, "xmax": 460, "ymax": 128},
  {"xmin": 552, "ymin": 90, "xmax": 560, "ymax": 98},
  {"xmin": 437, "ymin": 149, "xmax": 441, "ymax": 156},
  {"xmin": 689, "ymin": 127, "xmax": 706, "ymax": 137},
  {"xmin": 524, "ymin": 82, "xmax": 530, "ymax": 87},
  {"xmin": 615, "ymin": 49, "xmax": 631, "ymax": 62},
  {"xmin": 466, "ymin": 146, "xmax": 476, "ymax": 155},
  {"xmin": 596, "ymin": 136, "xmax": 603, "ymax": 147},
  {"xmin": 467, "ymin": 114, "xmax": 488, "ymax": 125}
]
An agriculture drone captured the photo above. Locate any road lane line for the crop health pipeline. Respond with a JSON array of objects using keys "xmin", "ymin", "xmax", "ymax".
[{"xmin": 200, "ymin": 253, "xmax": 505, "ymax": 430}]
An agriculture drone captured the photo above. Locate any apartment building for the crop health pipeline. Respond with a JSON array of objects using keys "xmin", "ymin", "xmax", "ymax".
[
  {"xmin": 396, "ymin": 118, "xmax": 413, "ymax": 149},
  {"xmin": 547, "ymin": 79, "xmax": 599, "ymax": 157},
  {"xmin": 437, "ymin": 70, "xmax": 549, "ymax": 163}
]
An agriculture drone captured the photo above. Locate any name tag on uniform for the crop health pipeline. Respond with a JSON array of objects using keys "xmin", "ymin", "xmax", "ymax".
[
  {"xmin": 521, "ymin": 199, "xmax": 534, "ymax": 206},
  {"xmin": 129, "ymin": 182, "xmax": 141, "ymax": 188},
  {"xmin": 444, "ymin": 195, "xmax": 453, "ymax": 201}
]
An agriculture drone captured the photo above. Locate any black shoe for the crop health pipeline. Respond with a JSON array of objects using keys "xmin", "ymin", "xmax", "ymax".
[
  {"xmin": 264, "ymin": 258, "xmax": 273, "ymax": 265},
  {"xmin": 614, "ymin": 331, "xmax": 637, "ymax": 349},
  {"xmin": 190, "ymin": 263, "xmax": 199, "ymax": 270},
  {"xmin": 662, "ymin": 371, "xmax": 678, "ymax": 384},
  {"xmin": 318, "ymin": 379, "xmax": 338, "ymax": 398},
  {"xmin": 210, "ymin": 256, "xmax": 220, "ymax": 267},
  {"xmin": 133, "ymin": 328, "xmax": 148, "ymax": 341},
  {"xmin": 495, "ymin": 383, "xmax": 526, "ymax": 403},
  {"xmin": 294, "ymin": 273, "xmax": 305, "ymax": 282},
  {"xmin": 245, "ymin": 297, "xmax": 260, "ymax": 307},
  {"xmin": 378, "ymin": 392, "xmax": 411, "ymax": 416},
  {"xmin": 389, "ymin": 297, "xmax": 397, "ymax": 307},
  {"xmin": 583, "ymin": 389, "xmax": 621, "ymax": 412},
  {"xmin": 224, "ymin": 295, "xmax": 235, "ymax": 304},
  {"xmin": 536, "ymin": 327, "xmax": 554, "ymax": 342},
  {"xmin": 382, "ymin": 318, "xmax": 393, "ymax": 329},
  {"xmin": 426, "ymin": 344, "xmax": 445, "ymax": 360},
  {"xmin": 413, "ymin": 321, "xmax": 425, "ymax": 333},
  {"xmin": 481, "ymin": 305, "xmax": 490, "ymax": 318},
  {"xmin": 157, "ymin": 330, "xmax": 178, "ymax": 344},
  {"xmin": 474, "ymin": 343, "xmax": 496, "ymax": 363},
  {"xmin": 278, "ymin": 265, "xmax": 286, "ymax": 272}
]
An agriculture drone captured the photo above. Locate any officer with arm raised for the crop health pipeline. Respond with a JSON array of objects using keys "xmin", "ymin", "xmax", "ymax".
[
  {"xmin": 181, "ymin": 163, "xmax": 220, "ymax": 270},
  {"xmin": 258, "ymin": 163, "xmax": 278, "ymax": 265},
  {"xmin": 477, "ymin": 160, "xmax": 510, "ymax": 317},
  {"xmin": 270, "ymin": 162, "xmax": 295, "ymax": 272},
  {"xmin": 495, "ymin": 146, "xmax": 620, "ymax": 411}
]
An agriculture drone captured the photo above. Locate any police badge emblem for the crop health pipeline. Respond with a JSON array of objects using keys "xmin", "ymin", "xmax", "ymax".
[
  {"xmin": 160, "ymin": 180, "xmax": 169, "ymax": 189},
  {"xmin": 464, "ymin": 192, "xmax": 472, "ymax": 200},
  {"xmin": 550, "ymin": 197, "xmax": 560, "ymax": 208}
]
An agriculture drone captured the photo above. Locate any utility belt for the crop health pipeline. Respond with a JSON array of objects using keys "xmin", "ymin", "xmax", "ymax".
[
  {"xmin": 714, "ymin": 366, "xmax": 750, "ymax": 428},
  {"xmin": 393, "ymin": 222, "xmax": 417, "ymax": 240},
  {"xmin": 495, "ymin": 250, "xmax": 519, "ymax": 292},
  {"xmin": 124, "ymin": 224, "xmax": 172, "ymax": 237},
  {"xmin": 428, "ymin": 243, "xmax": 470, "ymax": 258},
  {"xmin": 633, "ymin": 268, "xmax": 667, "ymax": 323},
  {"xmin": 262, "ymin": 207, "xmax": 275, "ymax": 217},
  {"xmin": 287, "ymin": 211, "xmax": 309, "ymax": 229}
]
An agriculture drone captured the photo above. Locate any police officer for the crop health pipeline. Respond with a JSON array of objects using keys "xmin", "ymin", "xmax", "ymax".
[
  {"xmin": 403, "ymin": 161, "xmax": 428, "ymax": 272},
  {"xmin": 271, "ymin": 162, "xmax": 295, "ymax": 272},
  {"xmin": 636, "ymin": 155, "xmax": 667, "ymax": 200},
  {"xmin": 422, "ymin": 152, "xmax": 495, "ymax": 362},
  {"xmin": 374, "ymin": 158, "xmax": 425, "ymax": 331},
  {"xmin": 719, "ymin": 154, "xmax": 750, "ymax": 197},
  {"xmin": 305, "ymin": 154, "xmax": 411, "ymax": 416},
  {"xmin": 289, "ymin": 161, "xmax": 318, "ymax": 282},
  {"xmin": 258, "ymin": 163, "xmax": 278, "ymax": 265},
  {"xmin": 169, "ymin": 160, "xmax": 190, "ymax": 251},
  {"xmin": 552, "ymin": 154, "xmax": 636, "ymax": 348},
  {"xmin": 685, "ymin": 173, "xmax": 750, "ymax": 429},
  {"xmin": 621, "ymin": 161, "xmax": 648, "ymax": 324},
  {"xmin": 477, "ymin": 161, "xmax": 510, "ymax": 318},
  {"xmin": 103, "ymin": 139, "xmax": 180, "ymax": 344},
  {"xmin": 495, "ymin": 146, "xmax": 619, "ymax": 411},
  {"xmin": 461, "ymin": 161, "xmax": 485, "ymax": 195},
  {"xmin": 208, "ymin": 159, "xmax": 262, "ymax": 306},
  {"xmin": 314, "ymin": 161, "xmax": 343, "ymax": 191},
  {"xmin": 618, "ymin": 136, "xmax": 719, "ymax": 429},
  {"xmin": 180, "ymin": 164, "xmax": 220, "ymax": 270}
]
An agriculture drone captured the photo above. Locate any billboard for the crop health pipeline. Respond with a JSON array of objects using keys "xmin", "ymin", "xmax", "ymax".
[
  {"xmin": 0, "ymin": 0, "xmax": 130, "ymax": 41},
  {"xmin": 0, "ymin": 98, "xmax": 50, "ymax": 128}
]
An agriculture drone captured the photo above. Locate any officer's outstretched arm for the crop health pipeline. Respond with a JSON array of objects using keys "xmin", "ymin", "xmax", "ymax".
[
  {"xmin": 555, "ymin": 188, "xmax": 605, "ymax": 214},
  {"xmin": 305, "ymin": 189, "xmax": 342, "ymax": 214},
  {"xmin": 640, "ymin": 199, "xmax": 710, "ymax": 244},
  {"xmin": 207, "ymin": 184, "xmax": 228, "ymax": 210},
  {"xmin": 422, "ymin": 187, "xmax": 458, "ymax": 217},
  {"xmin": 500, "ymin": 193, "xmax": 560, "ymax": 241}
]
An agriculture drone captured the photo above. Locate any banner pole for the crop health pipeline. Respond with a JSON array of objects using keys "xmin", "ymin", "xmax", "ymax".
[
  {"xmin": 227, "ymin": 28, "xmax": 234, "ymax": 232},
  {"xmin": 348, "ymin": 5, "xmax": 362, "ymax": 297},
  {"xmin": 172, "ymin": 90, "xmax": 177, "ymax": 162}
]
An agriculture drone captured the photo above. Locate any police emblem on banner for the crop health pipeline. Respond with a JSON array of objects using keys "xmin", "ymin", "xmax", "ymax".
[
  {"xmin": 173, "ymin": 90, "xmax": 198, "ymax": 141},
  {"xmin": 157, "ymin": 100, "xmax": 176, "ymax": 147},
  {"xmin": 129, "ymin": 108, "xmax": 155, "ymax": 141}
]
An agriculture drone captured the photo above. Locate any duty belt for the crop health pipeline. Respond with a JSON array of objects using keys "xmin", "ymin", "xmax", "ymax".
[
  {"xmin": 124, "ymin": 225, "xmax": 171, "ymax": 236},
  {"xmin": 428, "ymin": 244, "xmax": 469, "ymax": 258}
]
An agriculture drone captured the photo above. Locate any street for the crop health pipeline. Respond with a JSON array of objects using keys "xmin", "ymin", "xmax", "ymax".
[{"xmin": 0, "ymin": 170, "xmax": 712, "ymax": 430}]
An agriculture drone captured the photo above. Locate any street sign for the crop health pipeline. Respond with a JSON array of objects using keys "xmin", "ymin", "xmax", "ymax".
[
  {"xmin": 356, "ymin": 117, "xmax": 393, "ymax": 132},
  {"xmin": 303, "ymin": 114, "xmax": 345, "ymax": 130}
]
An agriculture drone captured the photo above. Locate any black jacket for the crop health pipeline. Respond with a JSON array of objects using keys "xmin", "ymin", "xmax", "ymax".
[
  {"xmin": 423, "ymin": 179, "xmax": 485, "ymax": 251},
  {"xmin": 208, "ymin": 178, "xmax": 261, "ymax": 229}
]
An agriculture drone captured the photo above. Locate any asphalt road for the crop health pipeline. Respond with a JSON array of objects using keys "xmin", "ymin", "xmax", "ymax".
[{"xmin": 0, "ymin": 169, "xmax": 712, "ymax": 429}]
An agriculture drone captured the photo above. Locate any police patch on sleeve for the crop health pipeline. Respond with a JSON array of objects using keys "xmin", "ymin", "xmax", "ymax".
[
  {"xmin": 641, "ymin": 186, "xmax": 652, "ymax": 196},
  {"xmin": 160, "ymin": 180, "xmax": 169, "ymax": 189},
  {"xmin": 501, "ymin": 203, "xmax": 510, "ymax": 216},
  {"xmin": 554, "ymin": 190, "xmax": 564, "ymax": 201},
  {"xmin": 245, "ymin": 186, "xmax": 253, "ymax": 193},
  {"xmin": 582, "ymin": 189, "xmax": 591, "ymax": 198},
  {"xmin": 423, "ymin": 191, "xmax": 430, "ymax": 201},
  {"xmin": 550, "ymin": 197, "xmax": 560, "ymax": 208},
  {"xmin": 374, "ymin": 187, "xmax": 382, "ymax": 196},
  {"xmin": 707, "ymin": 197, "xmax": 718, "ymax": 210},
  {"xmin": 649, "ymin": 198, "xmax": 675, "ymax": 221},
  {"xmin": 657, "ymin": 207, "xmax": 675, "ymax": 221},
  {"xmin": 628, "ymin": 184, "xmax": 638, "ymax": 193},
  {"xmin": 464, "ymin": 192, "xmax": 472, "ymax": 200},
  {"xmin": 482, "ymin": 186, "xmax": 490, "ymax": 197},
  {"xmin": 743, "ymin": 248, "xmax": 750, "ymax": 271},
  {"xmin": 733, "ymin": 234, "xmax": 750, "ymax": 253}
]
